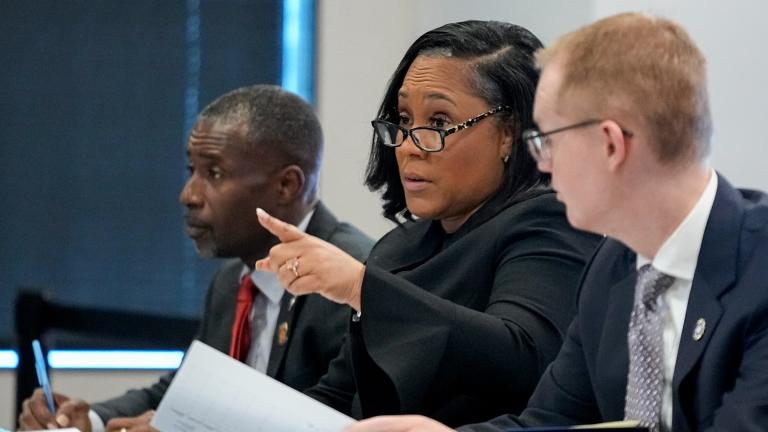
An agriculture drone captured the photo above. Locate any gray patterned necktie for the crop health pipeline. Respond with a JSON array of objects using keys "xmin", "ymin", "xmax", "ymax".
[{"xmin": 624, "ymin": 264, "xmax": 676, "ymax": 432}]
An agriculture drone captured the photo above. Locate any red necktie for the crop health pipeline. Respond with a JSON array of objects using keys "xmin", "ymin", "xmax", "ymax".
[{"xmin": 229, "ymin": 274, "xmax": 257, "ymax": 362}]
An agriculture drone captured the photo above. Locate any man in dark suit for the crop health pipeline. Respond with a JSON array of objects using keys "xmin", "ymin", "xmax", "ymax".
[
  {"xmin": 19, "ymin": 85, "xmax": 374, "ymax": 432},
  {"xmin": 347, "ymin": 13, "xmax": 768, "ymax": 432}
]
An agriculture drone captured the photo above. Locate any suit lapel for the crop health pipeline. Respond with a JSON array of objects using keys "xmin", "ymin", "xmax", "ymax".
[
  {"xmin": 213, "ymin": 261, "xmax": 243, "ymax": 354},
  {"xmin": 671, "ymin": 175, "xmax": 742, "ymax": 428},
  {"xmin": 304, "ymin": 202, "xmax": 337, "ymax": 242},
  {"xmin": 266, "ymin": 292, "xmax": 300, "ymax": 377},
  {"xmin": 592, "ymin": 247, "xmax": 637, "ymax": 418},
  {"xmin": 598, "ymin": 271, "xmax": 637, "ymax": 416},
  {"xmin": 368, "ymin": 220, "xmax": 442, "ymax": 272},
  {"xmin": 672, "ymin": 279, "xmax": 723, "ymax": 388}
]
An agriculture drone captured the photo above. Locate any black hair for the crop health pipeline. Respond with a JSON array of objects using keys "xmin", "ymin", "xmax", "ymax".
[
  {"xmin": 364, "ymin": 20, "xmax": 548, "ymax": 222},
  {"xmin": 199, "ymin": 84, "xmax": 323, "ymax": 193}
]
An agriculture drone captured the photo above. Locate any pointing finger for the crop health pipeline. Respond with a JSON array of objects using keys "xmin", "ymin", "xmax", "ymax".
[{"xmin": 256, "ymin": 208, "xmax": 304, "ymax": 243}]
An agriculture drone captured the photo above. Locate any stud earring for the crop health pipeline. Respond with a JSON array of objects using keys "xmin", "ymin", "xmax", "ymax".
[{"xmin": 502, "ymin": 154, "xmax": 510, "ymax": 163}]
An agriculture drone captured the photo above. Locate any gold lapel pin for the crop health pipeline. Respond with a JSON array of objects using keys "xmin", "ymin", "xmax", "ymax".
[
  {"xmin": 692, "ymin": 318, "xmax": 706, "ymax": 341},
  {"xmin": 278, "ymin": 322, "xmax": 289, "ymax": 345}
]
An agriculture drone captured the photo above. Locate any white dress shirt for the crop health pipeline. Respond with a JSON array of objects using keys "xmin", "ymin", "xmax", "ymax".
[
  {"xmin": 635, "ymin": 170, "xmax": 717, "ymax": 429},
  {"xmin": 89, "ymin": 209, "xmax": 315, "ymax": 431}
]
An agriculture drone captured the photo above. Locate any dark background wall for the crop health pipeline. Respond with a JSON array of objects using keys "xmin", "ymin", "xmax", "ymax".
[{"xmin": 0, "ymin": 0, "xmax": 286, "ymax": 344}]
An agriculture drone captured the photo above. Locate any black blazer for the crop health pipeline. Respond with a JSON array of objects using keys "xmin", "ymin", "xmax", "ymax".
[
  {"xmin": 464, "ymin": 175, "xmax": 768, "ymax": 431},
  {"xmin": 91, "ymin": 202, "xmax": 374, "ymax": 422},
  {"xmin": 305, "ymin": 188, "xmax": 602, "ymax": 427}
]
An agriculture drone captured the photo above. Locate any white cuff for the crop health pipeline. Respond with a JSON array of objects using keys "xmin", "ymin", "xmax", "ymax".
[{"xmin": 89, "ymin": 409, "xmax": 106, "ymax": 432}]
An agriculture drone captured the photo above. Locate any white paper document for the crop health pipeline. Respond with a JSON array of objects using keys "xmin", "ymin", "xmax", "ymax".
[{"xmin": 151, "ymin": 340, "xmax": 355, "ymax": 432}]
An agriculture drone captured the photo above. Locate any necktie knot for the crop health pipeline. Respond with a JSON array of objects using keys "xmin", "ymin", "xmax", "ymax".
[
  {"xmin": 237, "ymin": 275, "xmax": 257, "ymax": 302},
  {"xmin": 637, "ymin": 264, "xmax": 675, "ymax": 311}
]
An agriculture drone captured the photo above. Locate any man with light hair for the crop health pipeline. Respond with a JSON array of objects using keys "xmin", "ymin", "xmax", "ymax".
[{"xmin": 347, "ymin": 12, "xmax": 768, "ymax": 432}]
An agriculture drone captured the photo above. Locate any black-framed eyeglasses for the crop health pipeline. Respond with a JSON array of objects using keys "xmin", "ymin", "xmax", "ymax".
[
  {"xmin": 523, "ymin": 119, "xmax": 633, "ymax": 163},
  {"xmin": 371, "ymin": 105, "xmax": 509, "ymax": 153}
]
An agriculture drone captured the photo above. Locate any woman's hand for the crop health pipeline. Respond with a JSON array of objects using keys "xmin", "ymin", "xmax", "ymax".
[{"xmin": 254, "ymin": 208, "xmax": 366, "ymax": 311}]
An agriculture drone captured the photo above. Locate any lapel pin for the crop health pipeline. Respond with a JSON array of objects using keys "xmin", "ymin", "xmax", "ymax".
[
  {"xmin": 692, "ymin": 318, "xmax": 706, "ymax": 341},
  {"xmin": 278, "ymin": 322, "xmax": 289, "ymax": 345},
  {"xmin": 288, "ymin": 296, "xmax": 297, "ymax": 311}
]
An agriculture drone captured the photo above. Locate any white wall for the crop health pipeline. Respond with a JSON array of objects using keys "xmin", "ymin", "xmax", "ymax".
[
  {"xmin": 315, "ymin": 1, "xmax": 416, "ymax": 239},
  {"xmin": 592, "ymin": 0, "xmax": 768, "ymax": 192},
  {"xmin": 317, "ymin": 0, "xmax": 768, "ymax": 239},
  {"xmin": 0, "ymin": 372, "xmax": 13, "ymax": 429}
]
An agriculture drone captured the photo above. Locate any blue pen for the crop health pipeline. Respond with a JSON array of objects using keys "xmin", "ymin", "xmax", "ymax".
[{"xmin": 32, "ymin": 339, "xmax": 56, "ymax": 413}]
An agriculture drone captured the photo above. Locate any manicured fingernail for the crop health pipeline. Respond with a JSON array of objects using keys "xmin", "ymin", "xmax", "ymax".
[
  {"xmin": 256, "ymin": 208, "xmax": 266, "ymax": 219},
  {"xmin": 56, "ymin": 414, "xmax": 69, "ymax": 426}
]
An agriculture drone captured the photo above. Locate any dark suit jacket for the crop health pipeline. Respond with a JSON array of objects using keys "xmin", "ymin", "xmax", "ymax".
[
  {"xmin": 463, "ymin": 175, "xmax": 768, "ymax": 432},
  {"xmin": 305, "ymin": 188, "xmax": 602, "ymax": 427},
  {"xmin": 91, "ymin": 202, "xmax": 374, "ymax": 422}
]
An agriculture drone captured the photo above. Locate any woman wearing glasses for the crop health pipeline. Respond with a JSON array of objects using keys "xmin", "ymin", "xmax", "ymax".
[{"xmin": 255, "ymin": 20, "xmax": 600, "ymax": 426}]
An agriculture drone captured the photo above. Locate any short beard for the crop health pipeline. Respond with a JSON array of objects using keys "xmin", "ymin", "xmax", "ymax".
[{"xmin": 193, "ymin": 242, "xmax": 218, "ymax": 259}]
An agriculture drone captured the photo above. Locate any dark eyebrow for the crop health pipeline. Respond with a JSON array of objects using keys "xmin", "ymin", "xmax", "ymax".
[
  {"xmin": 186, "ymin": 146, "xmax": 225, "ymax": 162},
  {"xmin": 194, "ymin": 151, "xmax": 223, "ymax": 161}
]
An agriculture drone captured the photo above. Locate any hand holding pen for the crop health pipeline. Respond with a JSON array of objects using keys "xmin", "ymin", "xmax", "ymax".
[
  {"xmin": 32, "ymin": 340, "xmax": 56, "ymax": 414},
  {"xmin": 18, "ymin": 389, "xmax": 92, "ymax": 431},
  {"xmin": 17, "ymin": 341, "xmax": 93, "ymax": 431}
]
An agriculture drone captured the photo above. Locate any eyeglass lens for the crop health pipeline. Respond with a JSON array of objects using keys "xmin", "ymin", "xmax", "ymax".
[{"xmin": 373, "ymin": 122, "xmax": 403, "ymax": 145}]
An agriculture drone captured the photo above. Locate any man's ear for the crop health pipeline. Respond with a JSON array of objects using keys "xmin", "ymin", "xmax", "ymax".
[
  {"xmin": 276, "ymin": 165, "xmax": 306, "ymax": 204},
  {"xmin": 602, "ymin": 120, "xmax": 629, "ymax": 172}
]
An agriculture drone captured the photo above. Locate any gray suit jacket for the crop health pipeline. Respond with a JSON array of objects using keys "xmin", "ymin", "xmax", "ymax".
[{"xmin": 92, "ymin": 202, "xmax": 374, "ymax": 422}]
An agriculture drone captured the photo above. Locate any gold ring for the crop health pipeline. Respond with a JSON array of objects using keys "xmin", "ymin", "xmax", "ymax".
[{"xmin": 288, "ymin": 257, "xmax": 300, "ymax": 278}]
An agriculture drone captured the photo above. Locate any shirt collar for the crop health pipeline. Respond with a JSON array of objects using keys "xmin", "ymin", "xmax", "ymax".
[
  {"xmin": 239, "ymin": 207, "xmax": 316, "ymax": 304},
  {"xmin": 295, "ymin": 207, "xmax": 315, "ymax": 232},
  {"xmin": 637, "ymin": 170, "xmax": 718, "ymax": 280}
]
